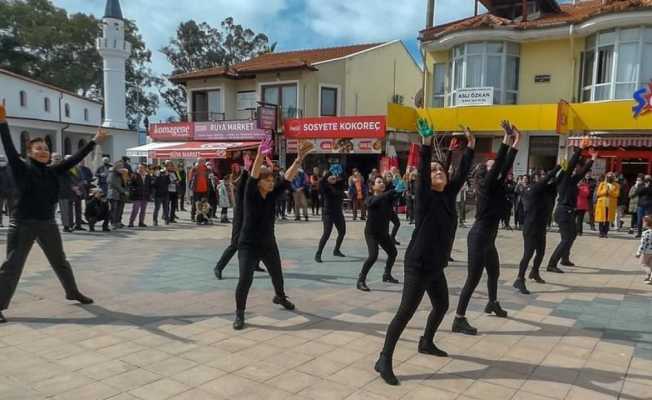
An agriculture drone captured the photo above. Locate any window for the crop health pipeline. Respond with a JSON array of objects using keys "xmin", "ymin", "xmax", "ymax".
[
  {"xmin": 64, "ymin": 138, "xmax": 71, "ymax": 155},
  {"xmin": 84, "ymin": 108, "xmax": 89, "ymax": 121},
  {"xmin": 320, "ymin": 86, "xmax": 338, "ymax": 116},
  {"xmin": 20, "ymin": 131, "xmax": 29, "ymax": 157},
  {"xmin": 432, "ymin": 63, "xmax": 447, "ymax": 107},
  {"xmin": 19, "ymin": 91, "xmax": 27, "ymax": 107},
  {"xmin": 64, "ymin": 103, "xmax": 71, "ymax": 118},
  {"xmin": 581, "ymin": 26, "xmax": 652, "ymax": 102},
  {"xmin": 448, "ymin": 41, "xmax": 520, "ymax": 106},
  {"xmin": 44, "ymin": 97, "xmax": 51, "ymax": 113},
  {"xmin": 261, "ymin": 83, "xmax": 299, "ymax": 119},
  {"xmin": 78, "ymin": 139, "xmax": 86, "ymax": 150},
  {"xmin": 45, "ymin": 135, "xmax": 53, "ymax": 151},
  {"xmin": 191, "ymin": 90, "xmax": 222, "ymax": 121}
]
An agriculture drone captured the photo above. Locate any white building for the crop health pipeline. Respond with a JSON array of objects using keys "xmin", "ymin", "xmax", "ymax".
[{"xmin": 0, "ymin": 0, "xmax": 138, "ymax": 165}]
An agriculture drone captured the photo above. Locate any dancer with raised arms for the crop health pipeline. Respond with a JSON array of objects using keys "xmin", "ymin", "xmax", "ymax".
[
  {"xmin": 315, "ymin": 165, "xmax": 347, "ymax": 263},
  {"xmin": 233, "ymin": 138, "xmax": 314, "ymax": 330},
  {"xmin": 453, "ymin": 121, "xmax": 520, "ymax": 336},
  {"xmin": 374, "ymin": 120, "xmax": 475, "ymax": 385},
  {"xmin": 0, "ymin": 105, "xmax": 105, "ymax": 323}
]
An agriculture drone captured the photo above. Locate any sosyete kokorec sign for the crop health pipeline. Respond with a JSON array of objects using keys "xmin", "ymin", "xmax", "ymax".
[{"xmin": 284, "ymin": 116, "xmax": 386, "ymax": 139}]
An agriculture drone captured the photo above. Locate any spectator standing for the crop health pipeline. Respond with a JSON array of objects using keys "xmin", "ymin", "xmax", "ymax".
[
  {"xmin": 275, "ymin": 168, "xmax": 289, "ymax": 220},
  {"xmin": 0, "ymin": 155, "xmax": 17, "ymax": 226},
  {"xmin": 514, "ymin": 175, "xmax": 529, "ymax": 229},
  {"xmin": 152, "ymin": 165, "xmax": 170, "ymax": 226},
  {"xmin": 52, "ymin": 153, "xmax": 74, "ymax": 233},
  {"xmin": 67, "ymin": 160, "xmax": 86, "ymax": 231},
  {"xmin": 636, "ymin": 175, "xmax": 652, "ymax": 238},
  {"xmin": 107, "ymin": 161, "xmax": 128, "ymax": 229},
  {"xmin": 616, "ymin": 176, "xmax": 629, "ymax": 231},
  {"xmin": 291, "ymin": 168, "xmax": 309, "ymax": 221},
  {"xmin": 128, "ymin": 163, "xmax": 151, "ymax": 228},
  {"xmin": 95, "ymin": 157, "xmax": 112, "ymax": 194},
  {"xmin": 218, "ymin": 176, "xmax": 232, "ymax": 223},
  {"xmin": 310, "ymin": 167, "xmax": 321, "ymax": 216},
  {"xmin": 457, "ymin": 180, "xmax": 469, "ymax": 228},
  {"xmin": 190, "ymin": 159, "xmax": 210, "ymax": 221},
  {"xmin": 177, "ymin": 162, "xmax": 187, "ymax": 211},
  {"xmin": 576, "ymin": 177, "xmax": 591, "ymax": 236},
  {"xmin": 595, "ymin": 173, "xmax": 620, "ymax": 238},
  {"xmin": 629, "ymin": 175, "xmax": 644, "ymax": 234},
  {"xmin": 587, "ymin": 175, "xmax": 597, "ymax": 231},
  {"xmin": 502, "ymin": 173, "xmax": 516, "ymax": 230},
  {"xmin": 166, "ymin": 161, "xmax": 179, "ymax": 223},
  {"xmin": 350, "ymin": 170, "xmax": 367, "ymax": 221}
]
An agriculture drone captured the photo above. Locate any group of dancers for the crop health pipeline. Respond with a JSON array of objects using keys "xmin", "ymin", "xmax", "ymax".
[{"xmin": 0, "ymin": 106, "xmax": 601, "ymax": 387}]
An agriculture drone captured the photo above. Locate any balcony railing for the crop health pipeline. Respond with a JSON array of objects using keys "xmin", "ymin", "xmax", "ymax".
[{"xmin": 190, "ymin": 112, "xmax": 226, "ymax": 122}]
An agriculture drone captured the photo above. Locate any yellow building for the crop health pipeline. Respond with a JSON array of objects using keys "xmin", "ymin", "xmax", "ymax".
[{"xmin": 390, "ymin": 0, "xmax": 652, "ymax": 179}]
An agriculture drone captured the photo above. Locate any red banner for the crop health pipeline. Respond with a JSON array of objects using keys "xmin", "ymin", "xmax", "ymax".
[
  {"xmin": 284, "ymin": 116, "xmax": 386, "ymax": 139},
  {"xmin": 407, "ymin": 143, "xmax": 421, "ymax": 168},
  {"xmin": 149, "ymin": 122, "xmax": 193, "ymax": 141}
]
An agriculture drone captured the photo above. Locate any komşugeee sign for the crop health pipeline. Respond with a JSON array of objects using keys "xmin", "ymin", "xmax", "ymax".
[
  {"xmin": 284, "ymin": 116, "xmax": 386, "ymax": 139},
  {"xmin": 149, "ymin": 122, "xmax": 193, "ymax": 141}
]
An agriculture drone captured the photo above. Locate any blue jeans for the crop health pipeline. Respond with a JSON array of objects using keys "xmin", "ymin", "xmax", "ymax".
[{"xmin": 638, "ymin": 206, "xmax": 652, "ymax": 236}]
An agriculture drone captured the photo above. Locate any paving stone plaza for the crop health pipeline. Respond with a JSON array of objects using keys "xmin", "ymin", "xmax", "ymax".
[{"xmin": 0, "ymin": 209, "xmax": 651, "ymax": 400}]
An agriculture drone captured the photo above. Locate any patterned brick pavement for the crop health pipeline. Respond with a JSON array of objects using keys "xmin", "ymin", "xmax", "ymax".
[{"xmin": 0, "ymin": 208, "xmax": 651, "ymax": 400}]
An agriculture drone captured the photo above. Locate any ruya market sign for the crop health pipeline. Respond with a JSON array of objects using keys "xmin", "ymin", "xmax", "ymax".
[
  {"xmin": 194, "ymin": 120, "xmax": 268, "ymax": 141},
  {"xmin": 284, "ymin": 116, "xmax": 386, "ymax": 139},
  {"xmin": 454, "ymin": 87, "xmax": 494, "ymax": 107}
]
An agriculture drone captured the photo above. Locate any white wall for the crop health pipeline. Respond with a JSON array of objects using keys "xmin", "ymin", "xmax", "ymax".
[{"xmin": 0, "ymin": 72, "xmax": 103, "ymax": 126}]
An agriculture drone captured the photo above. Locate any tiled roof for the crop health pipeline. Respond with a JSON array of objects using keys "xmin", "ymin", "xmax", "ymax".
[
  {"xmin": 169, "ymin": 43, "xmax": 386, "ymax": 82},
  {"xmin": 420, "ymin": 0, "xmax": 652, "ymax": 42}
]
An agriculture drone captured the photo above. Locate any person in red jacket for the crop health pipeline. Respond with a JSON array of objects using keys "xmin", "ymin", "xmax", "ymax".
[
  {"xmin": 190, "ymin": 159, "xmax": 210, "ymax": 221},
  {"xmin": 576, "ymin": 178, "xmax": 591, "ymax": 236}
]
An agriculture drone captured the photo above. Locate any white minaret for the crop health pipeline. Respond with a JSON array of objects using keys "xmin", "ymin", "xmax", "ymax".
[{"xmin": 97, "ymin": 0, "xmax": 131, "ymax": 130}]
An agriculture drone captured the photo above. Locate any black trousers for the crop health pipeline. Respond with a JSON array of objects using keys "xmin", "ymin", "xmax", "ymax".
[
  {"xmin": 72, "ymin": 195, "xmax": 83, "ymax": 228},
  {"xmin": 360, "ymin": 231, "xmax": 397, "ymax": 279},
  {"xmin": 548, "ymin": 207, "xmax": 576, "ymax": 267},
  {"xmin": 456, "ymin": 224, "xmax": 499, "ymax": 316},
  {"xmin": 235, "ymin": 243, "xmax": 286, "ymax": 312},
  {"xmin": 518, "ymin": 224, "xmax": 546, "ymax": 279},
  {"xmin": 168, "ymin": 192, "xmax": 178, "ymax": 220},
  {"xmin": 382, "ymin": 268, "xmax": 448, "ymax": 357},
  {"xmin": 88, "ymin": 216, "xmax": 109, "ymax": 231},
  {"xmin": 110, "ymin": 199, "xmax": 124, "ymax": 226},
  {"xmin": 575, "ymin": 210, "xmax": 586, "ymax": 236},
  {"xmin": 599, "ymin": 221, "xmax": 610, "ymax": 236},
  {"xmin": 0, "ymin": 220, "xmax": 81, "ymax": 310},
  {"xmin": 310, "ymin": 190, "xmax": 320, "ymax": 215},
  {"xmin": 390, "ymin": 211, "xmax": 400, "ymax": 240},
  {"xmin": 153, "ymin": 195, "xmax": 170, "ymax": 224},
  {"xmin": 316, "ymin": 213, "xmax": 346, "ymax": 256}
]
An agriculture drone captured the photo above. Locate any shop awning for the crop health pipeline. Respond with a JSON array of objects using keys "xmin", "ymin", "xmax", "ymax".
[
  {"xmin": 126, "ymin": 142, "xmax": 184, "ymax": 157},
  {"xmin": 126, "ymin": 141, "xmax": 258, "ymax": 159},
  {"xmin": 567, "ymin": 136, "xmax": 652, "ymax": 148}
]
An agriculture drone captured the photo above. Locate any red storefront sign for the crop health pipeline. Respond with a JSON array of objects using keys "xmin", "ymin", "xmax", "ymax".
[
  {"xmin": 194, "ymin": 120, "xmax": 269, "ymax": 141},
  {"xmin": 149, "ymin": 142, "xmax": 258, "ymax": 160},
  {"xmin": 149, "ymin": 122, "xmax": 193, "ymax": 141},
  {"xmin": 284, "ymin": 116, "xmax": 386, "ymax": 139},
  {"xmin": 257, "ymin": 105, "xmax": 278, "ymax": 131},
  {"xmin": 286, "ymin": 138, "xmax": 383, "ymax": 154}
]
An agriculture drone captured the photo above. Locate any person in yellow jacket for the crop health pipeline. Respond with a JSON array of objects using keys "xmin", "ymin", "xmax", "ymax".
[{"xmin": 595, "ymin": 172, "xmax": 620, "ymax": 238}]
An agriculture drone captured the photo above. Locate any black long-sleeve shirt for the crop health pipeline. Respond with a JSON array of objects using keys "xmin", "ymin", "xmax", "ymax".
[
  {"xmin": 474, "ymin": 143, "xmax": 518, "ymax": 227},
  {"xmin": 556, "ymin": 148, "xmax": 593, "ymax": 210},
  {"xmin": 364, "ymin": 189, "xmax": 401, "ymax": 235},
  {"xmin": 522, "ymin": 166, "xmax": 561, "ymax": 228},
  {"xmin": 404, "ymin": 144, "xmax": 474, "ymax": 272},
  {"xmin": 0, "ymin": 122, "xmax": 96, "ymax": 221},
  {"xmin": 239, "ymin": 175, "xmax": 290, "ymax": 247},
  {"xmin": 230, "ymin": 170, "xmax": 249, "ymax": 240},
  {"xmin": 320, "ymin": 172, "xmax": 345, "ymax": 217}
]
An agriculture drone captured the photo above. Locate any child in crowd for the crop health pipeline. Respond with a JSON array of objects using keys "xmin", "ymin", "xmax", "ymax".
[
  {"xmin": 636, "ymin": 215, "xmax": 652, "ymax": 284},
  {"xmin": 196, "ymin": 197, "xmax": 212, "ymax": 225},
  {"xmin": 85, "ymin": 189, "xmax": 111, "ymax": 232}
]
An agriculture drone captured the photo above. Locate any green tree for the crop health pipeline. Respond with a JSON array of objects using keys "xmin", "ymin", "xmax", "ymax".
[
  {"xmin": 0, "ymin": 0, "xmax": 159, "ymax": 130},
  {"xmin": 160, "ymin": 17, "xmax": 275, "ymax": 120}
]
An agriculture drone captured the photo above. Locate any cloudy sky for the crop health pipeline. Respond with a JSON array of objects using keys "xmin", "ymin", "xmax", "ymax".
[{"xmin": 51, "ymin": 0, "xmax": 483, "ymax": 121}]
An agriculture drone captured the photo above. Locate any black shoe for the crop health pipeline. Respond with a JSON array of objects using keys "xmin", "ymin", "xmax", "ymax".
[
  {"xmin": 74, "ymin": 226, "xmax": 86, "ymax": 231},
  {"xmin": 382, "ymin": 274, "xmax": 399, "ymax": 284},
  {"xmin": 89, "ymin": 226, "xmax": 95, "ymax": 232},
  {"xmin": 560, "ymin": 260, "xmax": 575, "ymax": 267},
  {"xmin": 418, "ymin": 337, "xmax": 448, "ymax": 357},
  {"xmin": 63, "ymin": 227, "xmax": 73, "ymax": 233},
  {"xmin": 254, "ymin": 265, "xmax": 266, "ymax": 273},
  {"xmin": 304, "ymin": 216, "xmax": 309, "ymax": 221},
  {"xmin": 448, "ymin": 256, "xmax": 455, "ymax": 262},
  {"xmin": 452, "ymin": 317, "xmax": 477, "ymax": 335},
  {"xmin": 139, "ymin": 223, "xmax": 147, "ymax": 228},
  {"xmin": 102, "ymin": 226, "xmax": 111, "ymax": 232},
  {"xmin": 357, "ymin": 280, "xmax": 370, "ymax": 292},
  {"xmin": 153, "ymin": 221, "xmax": 159, "ymax": 226},
  {"xmin": 485, "ymin": 301, "xmax": 508, "ymax": 318},
  {"xmin": 315, "ymin": 254, "xmax": 323, "ymax": 263},
  {"xmin": 513, "ymin": 278, "xmax": 530, "ymax": 295},
  {"xmin": 128, "ymin": 224, "xmax": 134, "ymax": 228},
  {"xmin": 214, "ymin": 267, "xmax": 223, "ymax": 280},
  {"xmin": 0, "ymin": 311, "xmax": 6, "ymax": 323},
  {"xmin": 528, "ymin": 272, "xmax": 546, "ymax": 284},
  {"xmin": 547, "ymin": 266, "xmax": 565, "ymax": 273},
  {"xmin": 294, "ymin": 218, "xmax": 301, "ymax": 221},
  {"xmin": 273, "ymin": 296, "xmax": 295, "ymax": 310},
  {"xmin": 66, "ymin": 291, "xmax": 94, "ymax": 305},
  {"xmin": 233, "ymin": 311, "xmax": 245, "ymax": 330},
  {"xmin": 374, "ymin": 353, "xmax": 399, "ymax": 386},
  {"xmin": 333, "ymin": 250, "xmax": 346, "ymax": 257}
]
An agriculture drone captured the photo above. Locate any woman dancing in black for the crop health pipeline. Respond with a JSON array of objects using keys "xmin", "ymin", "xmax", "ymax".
[
  {"xmin": 374, "ymin": 125, "xmax": 475, "ymax": 385},
  {"xmin": 0, "ymin": 107, "xmax": 104, "ymax": 323},
  {"xmin": 356, "ymin": 177, "xmax": 402, "ymax": 292},
  {"xmin": 233, "ymin": 140, "xmax": 313, "ymax": 330},
  {"xmin": 453, "ymin": 121, "xmax": 520, "ymax": 336},
  {"xmin": 513, "ymin": 166, "xmax": 560, "ymax": 294},
  {"xmin": 315, "ymin": 170, "xmax": 346, "ymax": 263}
]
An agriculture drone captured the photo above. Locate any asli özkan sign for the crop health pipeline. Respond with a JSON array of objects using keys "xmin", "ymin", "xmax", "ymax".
[
  {"xmin": 194, "ymin": 120, "xmax": 269, "ymax": 141},
  {"xmin": 454, "ymin": 87, "xmax": 494, "ymax": 107},
  {"xmin": 284, "ymin": 116, "xmax": 386, "ymax": 139}
]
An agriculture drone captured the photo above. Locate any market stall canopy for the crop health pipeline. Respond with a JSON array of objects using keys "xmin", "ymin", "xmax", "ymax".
[
  {"xmin": 126, "ymin": 141, "xmax": 258, "ymax": 159},
  {"xmin": 567, "ymin": 136, "xmax": 652, "ymax": 148}
]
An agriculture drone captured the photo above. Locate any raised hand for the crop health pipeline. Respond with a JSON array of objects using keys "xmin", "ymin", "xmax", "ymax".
[
  {"xmin": 94, "ymin": 128, "xmax": 108, "ymax": 144},
  {"xmin": 417, "ymin": 118, "xmax": 434, "ymax": 138},
  {"xmin": 588, "ymin": 147, "xmax": 599, "ymax": 161},
  {"xmin": 463, "ymin": 126, "xmax": 476, "ymax": 149},
  {"xmin": 511, "ymin": 124, "xmax": 521, "ymax": 149},
  {"xmin": 500, "ymin": 120, "xmax": 514, "ymax": 137},
  {"xmin": 298, "ymin": 140, "xmax": 315, "ymax": 160}
]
